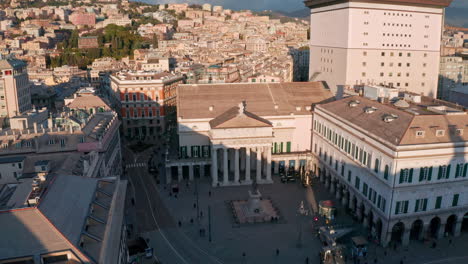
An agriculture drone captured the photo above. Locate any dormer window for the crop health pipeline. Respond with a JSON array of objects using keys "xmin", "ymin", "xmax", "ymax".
[
  {"xmin": 436, "ymin": 130, "xmax": 445, "ymax": 137},
  {"xmin": 348, "ymin": 100, "xmax": 360, "ymax": 107},
  {"xmin": 416, "ymin": 131, "xmax": 425, "ymax": 138},
  {"xmin": 365, "ymin": 107, "xmax": 377, "ymax": 114},
  {"xmin": 383, "ymin": 114, "xmax": 398, "ymax": 123}
]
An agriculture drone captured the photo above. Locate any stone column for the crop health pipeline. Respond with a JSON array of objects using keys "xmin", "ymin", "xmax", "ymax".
[
  {"xmin": 330, "ymin": 179, "xmax": 335, "ymax": 193},
  {"xmin": 336, "ymin": 184, "xmax": 341, "ymax": 200},
  {"xmin": 166, "ymin": 166, "xmax": 172, "ymax": 184},
  {"xmin": 402, "ymin": 230, "xmax": 411, "ymax": 246},
  {"xmin": 341, "ymin": 190, "xmax": 348, "ymax": 207},
  {"xmin": 200, "ymin": 164, "xmax": 205, "ymax": 178},
  {"xmin": 240, "ymin": 148, "xmax": 245, "ymax": 171},
  {"xmin": 356, "ymin": 203, "xmax": 363, "ymax": 221},
  {"xmin": 245, "ymin": 147, "xmax": 251, "ymax": 182},
  {"xmin": 295, "ymin": 159, "xmax": 300, "ymax": 171},
  {"xmin": 189, "ymin": 165, "xmax": 194, "ymax": 181},
  {"xmin": 382, "ymin": 232, "xmax": 392, "ymax": 248},
  {"xmin": 274, "ymin": 160, "xmax": 279, "ymax": 175},
  {"xmin": 263, "ymin": 147, "xmax": 268, "ymax": 177},
  {"xmin": 229, "ymin": 149, "xmax": 235, "ymax": 173},
  {"xmin": 266, "ymin": 146, "xmax": 272, "ymax": 182},
  {"xmin": 420, "ymin": 224, "xmax": 429, "ymax": 241},
  {"xmin": 211, "ymin": 148, "xmax": 218, "ymax": 187},
  {"xmin": 454, "ymin": 220, "xmax": 463, "ymax": 237},
  {"xmin": 438, "ymin": 224, "xmax": 446, "ymax": 239},
  {"xmin": 177, "ymin": 166, "xmax": 183, "ymax": 182},
  {"xmin": 234, "ymin": 148, "xmax": 240, "ymax": 184},
  {"xmin": 223, "ymin": 147, "xmax": 229, "ymax": 185},
  {"xmin": 348, "ymin": 195, "xmax": 354, "ymax": 211},
  {"xmin": 363, "ymin": 210, "xmax": 369, "ymax": 228},
  {"xmin": 256, "ymin": 147, "xmax": 262, "ymax": 182}
]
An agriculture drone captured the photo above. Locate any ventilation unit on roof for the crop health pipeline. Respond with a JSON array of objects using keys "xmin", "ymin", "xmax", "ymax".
[
  {"xmin": 383, "ymin": 114, "xmax": 398, "ymax": 123},
  {"xmin": 348, "ymin": 100, "xmax": 360, "ymax": 107},
  {"xmin": 365, "ymin": 106, "xmax": 378, "ymax": 114}
]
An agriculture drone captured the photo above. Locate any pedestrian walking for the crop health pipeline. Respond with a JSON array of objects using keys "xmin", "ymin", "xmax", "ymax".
[
  {"xmin": 178, "ymin": 221, "xmax": 182, "ymax": 227},
  {"xmin": 305, "ymin": 256, "xmax": 309, "ymax": 264},
  {"xmin": 276, "ymin": 248, "xmax": 279, "ymax": 256},
  {"xmin": 209, "ymin": 191, "xmax": 212, "ymax": 197}
]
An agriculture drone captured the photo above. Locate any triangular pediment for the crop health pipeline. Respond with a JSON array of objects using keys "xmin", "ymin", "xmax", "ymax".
[{"xmin": 209, "ymin": 104, "xmax": 272, "ymax": 129}]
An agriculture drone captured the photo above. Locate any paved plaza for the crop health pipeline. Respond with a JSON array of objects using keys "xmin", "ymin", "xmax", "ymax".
[
  {"xmin": 146, "ymin": 174, "xmax": 468, "ymax": 264},
  {"xmin": 123, "ymin": 143, "xmax": 468, "ymax": 264}
]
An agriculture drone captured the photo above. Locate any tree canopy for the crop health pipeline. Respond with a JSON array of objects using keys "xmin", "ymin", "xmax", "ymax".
[{"xmin": 49, "ymin": 25, "xmax": 149, "ymax": 69}]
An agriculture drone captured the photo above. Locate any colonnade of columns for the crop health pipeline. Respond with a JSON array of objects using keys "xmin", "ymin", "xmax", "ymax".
[
  {"xmin": 165, "ymin": 163, "xmax": 208, "ymax": 184},
  {"xmin": 317, "ymin": 162, "xmax": 468, "ymax": 248},
  {"xmin": 211, "ymin": 145, "xmax": 272, "ymax": 187}
]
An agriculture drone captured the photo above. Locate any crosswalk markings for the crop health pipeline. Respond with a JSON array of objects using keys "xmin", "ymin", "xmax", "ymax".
[{"xmin": 126, "ymin": 163, "xmax": 147, "ymax": 169}]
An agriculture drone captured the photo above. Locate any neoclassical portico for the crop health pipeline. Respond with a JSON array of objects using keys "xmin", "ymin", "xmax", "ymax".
[
  {"xmin": 211, "ymin": 144, "xmax": 272, "ymax": 187},
  {"xmin": 209, "ymin": 102, "xmax": 274, "ymax": 187}
]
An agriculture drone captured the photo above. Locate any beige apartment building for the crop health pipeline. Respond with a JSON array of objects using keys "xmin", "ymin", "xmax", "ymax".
[
  {"xmin": 305, "ymin": 0, "xmax": 453, "ymax": 97},
  {"xmin": 0, "ymin": 58, "xmax": 32, "ymax": 117}
]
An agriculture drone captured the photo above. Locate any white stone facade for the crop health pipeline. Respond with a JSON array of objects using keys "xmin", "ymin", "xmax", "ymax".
[
  {"xmin": 312, "ymin": 100, "xmax": 468, "ymax": 247},
  {"xmin": 166, "ymin": 114, "xmax": 313, "ymax": 187},
  {"xmin": 307, "ymin": 1, "xmax": 447, "ymax": 97}
]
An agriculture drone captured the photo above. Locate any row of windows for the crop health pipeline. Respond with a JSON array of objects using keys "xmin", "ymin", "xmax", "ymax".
[
  {"xmin": 382, "ymin": 23, "xmax": 412, "ymax": 27},
  {"xmin": 124, "ymin": 94, "xmax": 160, "ymax": 102},
  {"xmin": 314, "ymin": 120, "xmax": 389, "ymax": 181},
  {"xmin": 180, "ymin": 145, "xmax": 211, "ymax": 159},
  {"xmin": 383, "ymin": 12, "xmax": 413, "ymax": 17},
  {"xmin": 363, "ymin": 52, "xmax": 428, "ymax": 58},
  {"xmin": 398, "ymin": 164, "xmax": 468, "ymax": 184},
  {"xmin": 125, "ymin": 109, "xmax": 160, "ymax": 118},
  {"xmin": 395, "ymin": 194, "xmax": 460, "ymax": 215},
  {"xmin": 382, "ymin": 44, "xmax": 412, "ymax": 48},
  {"xmin": 382, "ymin": 33, "xmax": 412, "ymax": 37},
  {"xmin": 362, "ymin": 181, "xmax": 387, "ymax": 212},
  {"xmin": 272, "ymin": 142, "xmax": 291, "ymax": 154},
  {"xmin": 250, "ymin": 79, "xmax": 277, "ymax": 83},
  {"xmin": 378, "ymin": 72, "xmax": 413, "ymax": 77},
  {"xmin": 320, "ymin": 48, "xmax": 333, "ymax": 54}
]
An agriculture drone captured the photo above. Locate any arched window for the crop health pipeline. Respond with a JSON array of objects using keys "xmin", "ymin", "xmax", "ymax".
[
  {"xmin": 374, "ymin": 159, "xmax": 380, "ymax": 173},
  {"xmin": 384, "ymin": 165, "xmax": 389, "ymax": 179}
]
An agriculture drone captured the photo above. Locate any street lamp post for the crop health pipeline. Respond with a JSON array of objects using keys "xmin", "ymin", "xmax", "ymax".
[
  {"xmin": 195, "ymin": 171, "xmax": 199, "ymax": 223},
  {"xmin": 208, "ymin": 205, "xmax": 212, "ymax": 242}
]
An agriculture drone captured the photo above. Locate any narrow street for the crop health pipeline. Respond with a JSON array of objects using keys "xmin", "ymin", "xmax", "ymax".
[{"xmin": 123, "ymin": 142, "xmax": 223, "ymax": 264}]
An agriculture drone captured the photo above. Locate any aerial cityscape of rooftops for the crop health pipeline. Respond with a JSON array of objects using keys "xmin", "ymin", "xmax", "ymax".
[{"xmin": 0, "ymin": 0, "xmax": 468, "ymax": 263}]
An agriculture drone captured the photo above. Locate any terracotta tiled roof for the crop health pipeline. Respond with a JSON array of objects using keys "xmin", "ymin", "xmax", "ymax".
[
  {"xmin": 67, "ymin": 95, "xmax": 110, "ymax": 110},
  {"xmin": 318, "ymin": 96, "xmax": 468, "ymax": 146},
  {"xmin": 178, "ymin": 82, "xmax": 334, "ymax": 120}
]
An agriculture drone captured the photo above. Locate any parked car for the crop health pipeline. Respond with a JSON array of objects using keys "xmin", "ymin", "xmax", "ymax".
[{"xmin": 281, "ymin": 174, "xmax": 296, "ymax": 183}]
